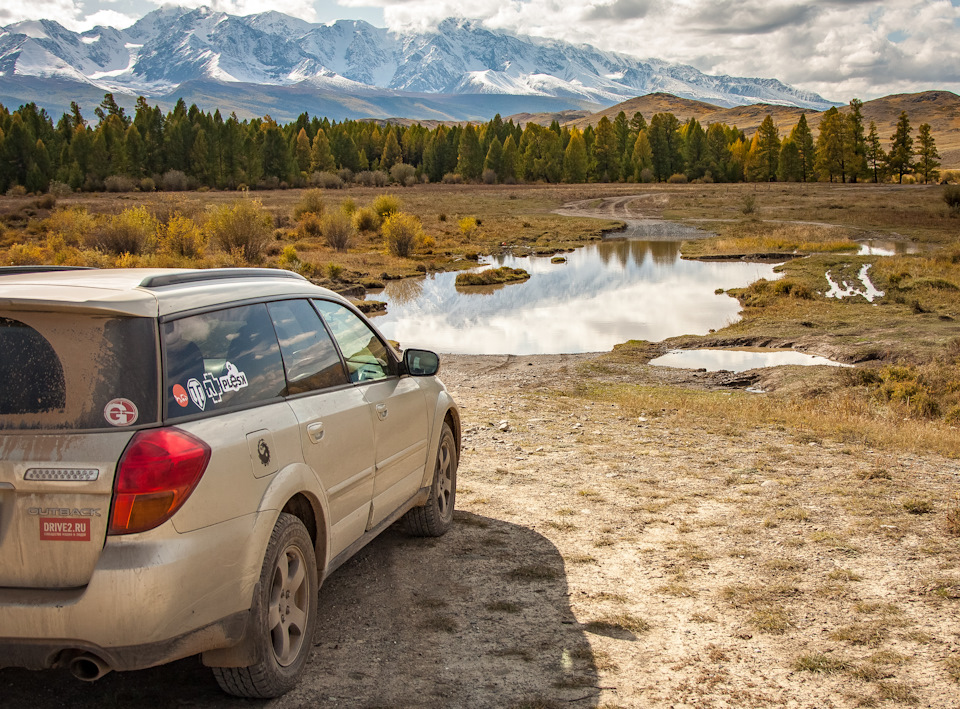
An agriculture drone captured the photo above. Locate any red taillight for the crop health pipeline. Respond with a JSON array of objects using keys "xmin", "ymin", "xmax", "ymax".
[{"xmin": 109, "ymin": 428, "xmax": 211, "ymax": 535}]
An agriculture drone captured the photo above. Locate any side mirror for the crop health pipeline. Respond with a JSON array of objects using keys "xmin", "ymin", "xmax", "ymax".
[{"xmin": 403, "ymin": 348, "xmax": 440, "ymax": 377}]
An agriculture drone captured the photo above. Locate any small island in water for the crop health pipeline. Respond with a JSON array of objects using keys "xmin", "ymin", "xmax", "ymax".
[{"xmin": 455, "ymin": 267, "xmax": 531, "ymax": 287}]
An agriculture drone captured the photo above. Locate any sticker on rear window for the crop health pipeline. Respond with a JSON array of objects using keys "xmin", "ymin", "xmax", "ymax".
[
  {"xmin": 172, "ymin": 384, "xmax": 189, "ymax": 407},
  {"xmin": 103, "ymin": 398, "xmax": 138, "ymax": 426},
  {"xmin": 40, "ymin": 517, "xmax": 91, "ymax": 541},
  {"xmin": 187, "ymin": 378, "xmax": 206, "ymax": 410}
]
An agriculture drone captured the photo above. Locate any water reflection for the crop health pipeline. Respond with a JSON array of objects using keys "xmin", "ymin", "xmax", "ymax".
[
  {"xmin": 369, "ymin": 240, "xmax": 780, "ymax": 355},
  {"xmin": 649, "ymin": 348, "xmax": 852, "ymax": 373}
]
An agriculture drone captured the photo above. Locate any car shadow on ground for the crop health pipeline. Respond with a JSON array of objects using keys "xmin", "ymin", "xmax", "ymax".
[{"xmin": 1, "ymin": 511, "xmax": 598, "ymax": 708}]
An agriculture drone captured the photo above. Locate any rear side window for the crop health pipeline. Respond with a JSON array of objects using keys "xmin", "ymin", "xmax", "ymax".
[
  {"xmin": 0, "ymin": 313, "xmax": 158, "ymax": 430},
  {"xmin": 267, "ymin": 300, "xmax": 348, "ymax": 395},
  {"xmin": 163, "ymin": 303, "xmax": 285, "ymax": 419}
]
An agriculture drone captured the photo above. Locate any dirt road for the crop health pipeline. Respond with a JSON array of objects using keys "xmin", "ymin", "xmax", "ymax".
[{"xmin": 4, "ymin": 353, "xmax": 959, "ymax": 708}]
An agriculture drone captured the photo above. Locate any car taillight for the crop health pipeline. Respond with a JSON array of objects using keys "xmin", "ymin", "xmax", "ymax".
[{"xmin": 108, "ymin": 428, "xmax": 211, "ymax": 535}]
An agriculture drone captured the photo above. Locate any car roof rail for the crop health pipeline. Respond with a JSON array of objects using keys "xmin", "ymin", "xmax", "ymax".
[
  {"xmin": 0, "ymin": 265, "xmax": 98, "ymax": 276},
  {"xmin": 139, "ymin": 268, "xmax": 307, "ymax": 289}
]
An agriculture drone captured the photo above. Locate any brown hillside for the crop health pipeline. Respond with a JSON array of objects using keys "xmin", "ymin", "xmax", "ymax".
[{"xmin": 529, "ymin": 90, "xmax": 960, "ymax": 168}]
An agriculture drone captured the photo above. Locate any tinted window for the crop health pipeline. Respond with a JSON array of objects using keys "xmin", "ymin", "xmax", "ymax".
[
  {"xmin": 268, "ymin": 300, "xmax": 348, "ymax": 395},
  {"xmin": 314, "ymin": 300, "xmax": 394, "ymax": 383},
  {"xmin": 164, "ymin": 303, "xmax": 285, "ymax": 418},
  {"xmin": 0, "ymin": 314, "xmax": 158, "ymax": 430}
]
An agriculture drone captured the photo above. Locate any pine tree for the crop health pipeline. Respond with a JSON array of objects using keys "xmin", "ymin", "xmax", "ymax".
[
  {"xmin": 815, "ymin": 107, "xmax": 844, "ymax": 182},
  {"xmin": 915, "ymin": 123, "xmax": 940, "ymax": 184},
  {"xmin": 631, "ymin": 130, "xmax": 653, "ymax": 181},
  {"xmin": 682, "ymin": 118, "xmax": 707, "ymax": 180},
  {"xmin": 755, "ymin": 115, "xmax": 781, "ymax": 182},
  {"xmin": 484, "ymin": 137, "xmax": 503, "ymax": 178},
  {"xmin": 777, "ymin": 139, "xmax": 801, "ymax": 182},
  {"xmin": 648, "ymin": 113, "xmax": 682, "ymax": 181},
  {"xmin": 705, "ymin": 123, "xmax": 732, "ymax": 181},
  {"xmin": 309, "ymin": 128, "xmax": 335, "ymax": 172},
  {"xmin": 865, "ymin": 121, "xmax": 886, "ymax": 183},
  {"xmin": 380, "ymin": 128, "xmax": 402, "ymax": 171},
  {"xmin": 563, "ymin": 128, "xmax": 588, "ymax": 183},
  {"xmin": 888, "ymin": 111, "xmax": 913, "ymax": 184},
  {"xmin": 456, "ymin": 124, "xmax": 482, "ymax": 181},
  {"xmin": 790, "ymin": 114, "xmax": 815, "ymax": 182},
  {"xmin": 846, "ymin": 99, "xmax": 867, "ymax": 182},
  {"xmin": 294, "ymin": 128, "xmax": 311, "ymax": 173},
  {"xmin": 591, "ymin": 116, "xmax": 620, "ymax": 181},
  {"xmin": 500, "ymin": 134, "xmax": 519, "ymax": 183}
]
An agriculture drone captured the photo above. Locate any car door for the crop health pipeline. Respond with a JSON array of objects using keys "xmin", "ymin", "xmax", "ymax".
[
  {"xmin": 313, "ymin": 300, "xmax": 430, "ymax": 529},
  {"xmin": 266, "ymin": 299, "xmax": 376, "ymax": 558}
]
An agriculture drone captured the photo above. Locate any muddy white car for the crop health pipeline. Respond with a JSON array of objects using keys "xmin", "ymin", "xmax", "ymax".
[{"xmin": 0, "ymin": 267, "xmax": 459, "ymax": 697}]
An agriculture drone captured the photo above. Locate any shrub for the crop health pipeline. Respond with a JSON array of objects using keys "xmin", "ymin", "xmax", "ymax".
[
  {"xmin": 352, "ymin": 207, "xmax": 379, "ymax": 232},
  {"xmin": 104, "ymin": 175, "xmax": 137, "ymax": 192},
  {"xmin": 741, "ymin": 194, "xmax": 757, "ymax": 215},
  {"xmin": 160, "ymin": 170, "xmax": 188, "ymax": 191},
  {"xmin": 43, "ymin": 206, "xmax": 95, "ymax": 246},
  {"xmin": 88, "ymin": 206, "xmax": 158, "ymax": 255},
  {"xmin": 382, "ymin": 212, "xmax": 423, "ymax": 257},
  {"xmin": 298, "ymin": 213, "xmax": 323, "ymax": 240},
  {"xmin": 6, "ymin": 185, "xmax": 27, "ymax": 197},
  {"xmin": 944, "ymin": 185, "xmax": 960, "ymax": 216},
  {"xmin": 372, "ymin": 194, "xmax": 402, "ymax": 220},
  {"xmin": 340, "ymin": 197, "xmax": 357, "ymax": 215},
  {"xmin": 667, "ymin": 173, "xmax": 688, "ymax": 184},
  {"xmin": 337, "ymin": 168, "xmax": 354, "ymax": 184},
  {"xmin": 458, "ymin": 216, "xmax": 478, "ymax": 238},
  {"xmin": 139, "ymin": 177, "xmax": 156, "ymax": 192},
  {"xmin": 639, "ymin": 168, "xmax": 654, "ymax": 183},
  {"xmin": 442, "ymin": 172, "xmax": 463, "ymax": 184},
  {"xmin": 33, "ymin": 194, "xmax": 57, "ymax": 210},
  {"xmin": 310, "ymin": 171, "xmax": 344, "ymax": 189},
  {"xmin": 47, "ymin": 181, "xmax": 72, "ymax": 198},
  {"xmin": 158, "ymin": 214, "xmax": 205, "ymax": 258},
  {"xmin": 326, "ymin": 263, "xmax": 344, "ymax": 281},
  {"xmin": 204, "ymin": 199, "xmax": 273, "ymax": 262},
  {"xmin": 355, "ymin": 170, "xmax": 388, "ymax": 187},
  {"xmin": 482, "ymin": 168, "xmax": 497, "ymax": 185},
  {"xmin": 322, "ymin": 211, "xmax": 354, "ymax": 251},
  {"xmin": 293, "ymin": 189, "xmax": 326, "ymax": 219},
  {"xmin": 390, "ymin": 163, "xmax": 416, "ymax": 185}
]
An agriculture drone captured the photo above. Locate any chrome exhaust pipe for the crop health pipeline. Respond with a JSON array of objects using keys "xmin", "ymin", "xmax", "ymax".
[{"xmin": 68, "ymin": 653, "xmax": 112, "ymax": 681}]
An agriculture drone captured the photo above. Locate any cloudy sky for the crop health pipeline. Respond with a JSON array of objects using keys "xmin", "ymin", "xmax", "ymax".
[{"xmin": 2, "ymin": 0, "xmax": 959, "ymax": 101}]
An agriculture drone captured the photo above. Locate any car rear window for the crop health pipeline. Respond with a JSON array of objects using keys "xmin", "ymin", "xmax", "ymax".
[{"xmin": 0, "ymin": 313, "xmax": 159, "ymax": 430}]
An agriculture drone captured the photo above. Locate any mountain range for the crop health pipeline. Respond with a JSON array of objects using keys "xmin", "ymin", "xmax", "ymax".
[{"xmin": 0, "ymin": 6, "xmax": 837, "ymax": 122}]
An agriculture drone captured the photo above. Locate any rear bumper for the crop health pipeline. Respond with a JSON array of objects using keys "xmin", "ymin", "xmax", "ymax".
[{"xmin": 0, "ymin": 512, "xmax": 271, "ymax": 671}]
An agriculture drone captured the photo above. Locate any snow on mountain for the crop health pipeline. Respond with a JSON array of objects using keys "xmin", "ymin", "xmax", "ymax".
[{"xmin": 0, "ymin": 7, "xmax": 837, "ymax": 114}]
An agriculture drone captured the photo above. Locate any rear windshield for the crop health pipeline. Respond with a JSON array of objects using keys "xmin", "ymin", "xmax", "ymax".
[{"xmin": 0, "ymin": 313, "xmax": 159, "ymax": 431}]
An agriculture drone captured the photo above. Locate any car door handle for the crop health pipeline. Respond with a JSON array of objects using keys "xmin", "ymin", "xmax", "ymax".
[
  {"xmin": 306, "ymin": 422, "xmax": 324, "ymax": 443},
  {"xmin": 376, "ymin": 403, "xmax": 388, "ymax": 421}
]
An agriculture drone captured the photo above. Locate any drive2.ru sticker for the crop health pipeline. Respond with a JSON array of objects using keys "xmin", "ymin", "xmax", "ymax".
[
  {"xmin": 39, "ymin": 517, "xmax": 91, "ymax": 541},
  {"xmin": 103, "ymin": 398, "xmax": 138, "ymax": 426}
]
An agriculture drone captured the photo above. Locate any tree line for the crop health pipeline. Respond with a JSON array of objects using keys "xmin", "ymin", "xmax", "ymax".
[{"xmin": 0, "ymin": 93, "xmax": 944, "ymax": 194}]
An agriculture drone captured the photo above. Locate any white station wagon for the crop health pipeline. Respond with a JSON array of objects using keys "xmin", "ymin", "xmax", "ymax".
[{"xmin": 0, "ymin": 267, "xmax": 459, "ymax": 697}]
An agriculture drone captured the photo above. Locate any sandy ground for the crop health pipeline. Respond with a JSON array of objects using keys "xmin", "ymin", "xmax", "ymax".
[{"xmin": 5, "ymin": 352, "xmax": 959, "ymax": 709}]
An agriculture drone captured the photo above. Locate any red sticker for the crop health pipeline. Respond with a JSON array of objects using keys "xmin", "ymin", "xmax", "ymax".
[
  {"xmin": 104, "ymin": 398, "xmax": 138, "ymax": 426},
  {"xmin": 40, "ymin": 517, "xmax": 91, "ymax": 541},
  {"xmin": 172, "ymin": 384, "xmax": 189, "ymax": 407}
]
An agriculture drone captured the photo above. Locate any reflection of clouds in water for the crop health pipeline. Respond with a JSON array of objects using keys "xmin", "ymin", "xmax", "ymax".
[
  {"xmin": 382, "ymin": 276, "xmax": 424, "ymax": 306},
  {"xmin": 374, "ymin": 241, "xmax": 779, "ymax": 355}
]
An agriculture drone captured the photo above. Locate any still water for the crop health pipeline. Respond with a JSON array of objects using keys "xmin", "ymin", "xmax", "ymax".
[
  {"xmin": 369, "ymin": 239, "xmax": 779, "ymax": 355},
  {"xmin": 649, "ymin": 349, "xmax": 851, "ymax": 373}
]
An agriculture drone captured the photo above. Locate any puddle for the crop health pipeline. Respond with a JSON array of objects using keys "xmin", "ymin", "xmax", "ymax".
[
  {"xmin": 825, "ymin": 264, "xmax": 884, "ymax": 302},
  {"xmin": 857, "ymin": 240, "xmax": 917, "ymax": 256},
  {"xmin": 649, "ymin": 348, "xmax": 852, "ymax": 373},
  {"xmin": 368, "ymin": 238, "xmax": 779, "ymax": 355}
]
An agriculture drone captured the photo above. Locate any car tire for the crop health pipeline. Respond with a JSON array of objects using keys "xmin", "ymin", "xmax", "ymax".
[
  {"xmin": 213, "ymin": 513, "xmax": 318, "ymax": 698},
  {"xmin": 403, "ymin": 421, "xmax": 457, "ymax": 537}
]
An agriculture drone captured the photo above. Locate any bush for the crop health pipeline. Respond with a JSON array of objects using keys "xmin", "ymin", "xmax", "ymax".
[
  {"xmin": 158, "ymin": 214, "xmax": 205, "ymax": 258},
  {"xmin": 293, "ymin": 189, "xmax": 326, "ymax": 219},
  {"xmin": 390, "ymin": 163, "xmax": 416, "ymax": 185},
  {"xmin": 442, "ymin": 172, "xmax": 463, "ymax": 184},
  {"xmin": 33, "ymin": 194, "xmax": 56, "ymax": 210},
  {"xmin": 310, "ymin": 171, "xmax": 344, "ymax": 189},
  {"xmin": 88, "ymin": 206, "xmax": 158, "ymax": 255},
  {"xmin": 160, "ymin": 170, "xmax": 188, "ymax": 191},
  {"xmin": 639, "ymin": 168, "xmax": 654, "ymax": 183},
  {"xmin": 337, "ymin": 168, "xmax": 354, "ymax": 184},
  {"xmin": 322, "ymin": 211, "xmax": 354, "ymax": 251},
  {"xmin": 741, "ymin": 194, "xmax": 757, "ymax": 215},
  {"xmin": 204, "ymin": 199, "xmax": 273, "ymax": 262},
  {"xmin": 482, "ymin": 168, "xmax": 497, "ymax": 185},
  {"xmin": 372, "ymin": 194, "xmax": 401, "ymax": 220},
  {"xmin": 667, "ymin": 173, "xmax": 688, "ymax": 184},
  {"xmin": 355, "ymin": 170, "xmax": 388, "ymax": 187},
  {"xmin": 104, "ymin": 175, "xmax": 137, "ymax": 192},
  {"xmin": 382, "ymin": 212, "xmax": 423, "ymax": 257},
  {"xmin": 43, "ymin": 206, "xmax": 95, "ymax": 246},
  {"xmin": 340, "ymin": 197, "xmax": 357, "ymax": 215},
  {"xmin": 47, "ymin": 181, "xmax": 72, "ymax": 198},
  {"xmin": 6, "ymin": 185, "xmax": 27, "ymax": 197},
  {"xmin": 139, "ymin": 177, "xmax": 156, "ymax": 192},
  {"xmin": 352, "ymin": 207, "xmax": 379, "ymax": 232},
  {"xmin": 944, "ymin": 185, "xmax": 960, "ymax": 216},
  {"xmin": 459, "ymin": 216, "xmax": 478, "ymax": 238},
  {"xmin": 298, "ymin": 213, "xmax": 323, "ymax": 240}
]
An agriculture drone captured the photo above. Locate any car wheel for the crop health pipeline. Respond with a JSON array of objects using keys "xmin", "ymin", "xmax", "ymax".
[
  {"xmin": 213, "ymin": 513, "xmax": 318, "ymax": 698},
  {"xmin": 403, "ymin": 421, "xmax": 457, "ymax": 537}
]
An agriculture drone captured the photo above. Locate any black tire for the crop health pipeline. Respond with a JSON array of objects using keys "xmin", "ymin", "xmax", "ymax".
[
  {"xmin": 404, "ymin": 421, "xmax": 457, "ymax": 537},
  {"xmin": 213, "ymin": 513, "xmax": 318, "ymax": 698}
]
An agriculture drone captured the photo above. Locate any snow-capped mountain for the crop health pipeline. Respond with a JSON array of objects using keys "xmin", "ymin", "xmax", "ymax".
[{"xmin": 0, "ymin": 6, "xmax": 836, "ymax": 119}]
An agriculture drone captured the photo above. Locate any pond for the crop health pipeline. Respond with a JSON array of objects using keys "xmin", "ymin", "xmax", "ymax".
[{"xmin": 368, "ymin": 237, "xmax": 780, "ymax": 355}]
